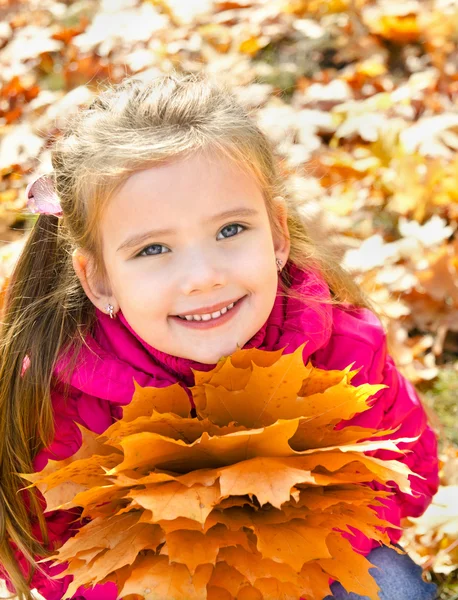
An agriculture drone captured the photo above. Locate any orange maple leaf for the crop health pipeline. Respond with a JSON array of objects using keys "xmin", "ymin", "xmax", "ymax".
[{"xmin": 24, "ymin": 343, "xmax": 416, "ymax": 599}]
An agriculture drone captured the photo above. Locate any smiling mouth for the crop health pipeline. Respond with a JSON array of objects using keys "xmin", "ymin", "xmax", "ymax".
[
  {"xmin": 177, "ymin": 301, "xmax": 238, "ymax": 321},
  {"xmin": 173, "ymin": 296, "xmax": 245, "ymax": 321},
  {"xmin": 170, "ymin": 296, "xmax": 246, "ymax": 327}
]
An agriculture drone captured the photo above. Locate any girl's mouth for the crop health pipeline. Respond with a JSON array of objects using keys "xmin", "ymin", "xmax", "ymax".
[{"xmin": 170, "ymin": 295, "xmax": 247, "ymax": 329}]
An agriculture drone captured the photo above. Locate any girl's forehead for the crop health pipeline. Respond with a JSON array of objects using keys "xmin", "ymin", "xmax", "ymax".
[
  {"xmin": 100, "ymin": 153, "xmax": 268, "ymax": 249},
  {"xmin": 110, "ymin": 152, "xmax": 263, "ymax": 212}
]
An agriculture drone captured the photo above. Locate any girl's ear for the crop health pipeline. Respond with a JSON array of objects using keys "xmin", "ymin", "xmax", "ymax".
[
  {"xmin": 72, "ymin": 248, "xmax": 117, "ymax": 313},
  {"xmin": 272, "ymin": 196, "xmax": 290, "ymax": 264}
]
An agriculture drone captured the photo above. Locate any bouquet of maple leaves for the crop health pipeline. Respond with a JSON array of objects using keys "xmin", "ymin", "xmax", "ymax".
[{"xmin": 23, "ymin": 343, "xmax": 417, "ymax": 600}]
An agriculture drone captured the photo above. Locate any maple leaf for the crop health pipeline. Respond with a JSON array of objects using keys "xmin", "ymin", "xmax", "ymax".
[{"xmin": 24, "ymin": 344, "xmax": 417, "ymax": 599}]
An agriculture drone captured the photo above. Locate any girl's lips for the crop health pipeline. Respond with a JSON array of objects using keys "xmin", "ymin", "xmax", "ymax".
[{"xmin": 170, "ymin": 295, "xmax": 246, "ymax": 329}]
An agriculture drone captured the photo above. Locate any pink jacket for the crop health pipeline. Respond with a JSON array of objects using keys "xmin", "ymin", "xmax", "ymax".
[{"xmin": 5, "ymin": 263, "xmax": 439, "ymax": 599}]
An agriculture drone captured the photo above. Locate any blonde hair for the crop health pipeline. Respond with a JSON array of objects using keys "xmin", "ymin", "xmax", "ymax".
[{"xmin": 0, "ymin": 72, "xmax": 373, "ymax": 597}]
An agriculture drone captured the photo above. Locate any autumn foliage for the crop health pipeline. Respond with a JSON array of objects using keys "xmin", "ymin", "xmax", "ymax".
[{"xmin": 23, "ymin": 343, "xmax": 416, "ymax": 600}]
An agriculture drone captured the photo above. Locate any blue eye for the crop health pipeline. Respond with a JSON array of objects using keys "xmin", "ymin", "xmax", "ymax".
[
  {"xmin": 217, "ymin": 223, "xmax": 246, "ymax": 239},
  {"xmin": 137, "ymin": 244, "xmax": 169, "ymax": 257}
]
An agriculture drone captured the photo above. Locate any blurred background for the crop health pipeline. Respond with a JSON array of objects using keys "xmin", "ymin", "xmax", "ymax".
[{"xmin": 0, "ymin": 0, "xmax": 457, "ymax": 597}]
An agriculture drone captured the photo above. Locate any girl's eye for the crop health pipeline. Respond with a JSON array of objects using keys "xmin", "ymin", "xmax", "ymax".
[
  {"xmin": 136, "ymin": 244, "xmax": 169, "ymax": 257},
  {"xmin": 217, "ymin": 223, "xmax": 246, "ymax": 240},
  {"xmin": 135, "ymin": 224, "xmax": 246, "ymax": 257}
]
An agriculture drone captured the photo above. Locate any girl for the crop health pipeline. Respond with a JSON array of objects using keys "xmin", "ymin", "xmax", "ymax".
[{"xmin": 0, "ymin": 73, "xmax": 439, "ymax": 600}]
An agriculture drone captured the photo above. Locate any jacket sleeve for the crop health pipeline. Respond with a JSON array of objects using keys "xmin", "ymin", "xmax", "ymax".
[
  {"xmin": 313, "ymin": 306, "xmax": 440, "ymax": 551},
  {"xmin": 3, "ymin": 507, "xmax": 77, "ymax": 600},
  {"xmin": 1, "ymin": 506, "xmax": 119, "ymax": 600},
  {"xmin": 1, "ymin": 395, "xmax": 120, "ymax": 599}
]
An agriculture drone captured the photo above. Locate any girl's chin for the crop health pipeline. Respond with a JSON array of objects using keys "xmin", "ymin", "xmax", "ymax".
[{"xmin": 173, "ymin": 339, "xmax": 249, "ymax": 365}]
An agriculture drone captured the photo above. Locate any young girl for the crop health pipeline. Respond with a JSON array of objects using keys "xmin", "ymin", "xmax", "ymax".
[{"xmin": 0, "ymin": 73, "xmax": 439, "ymax": 600}]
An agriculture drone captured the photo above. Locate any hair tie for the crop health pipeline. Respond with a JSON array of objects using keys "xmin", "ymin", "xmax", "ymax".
[{"xmin": 25, "ymin": 173, "xmax": 63, "ymax": 217}]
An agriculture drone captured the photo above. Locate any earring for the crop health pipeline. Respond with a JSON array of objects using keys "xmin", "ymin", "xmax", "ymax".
[
  {"xmin": 106, "ymin": 303, "xmax": 116, "ymax": 319},
  {"xmin": 276, "ymin": 257, "xmax": 283, "ymax": 273}
]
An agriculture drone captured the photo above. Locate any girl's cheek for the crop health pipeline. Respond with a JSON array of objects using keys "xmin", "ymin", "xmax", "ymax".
[{"xmin": 245, "ymin": 250, "xmax": 276, "ymax": 276}]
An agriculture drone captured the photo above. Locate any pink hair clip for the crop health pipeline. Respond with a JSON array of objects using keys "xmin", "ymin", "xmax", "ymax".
[{"xmin": 25, "ymin": 173, "xmax": 63, "ymax": 217}]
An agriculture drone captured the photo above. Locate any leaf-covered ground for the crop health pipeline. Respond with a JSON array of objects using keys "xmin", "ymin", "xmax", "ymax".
[{"xmin": 0, "ymin": 0, "xmax": 457, "ymax": 598}]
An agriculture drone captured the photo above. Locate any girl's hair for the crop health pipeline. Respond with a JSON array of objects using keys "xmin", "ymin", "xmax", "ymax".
[{"xmin": 0, "ymin": 72, "xmax": 373, "ymax": 597}]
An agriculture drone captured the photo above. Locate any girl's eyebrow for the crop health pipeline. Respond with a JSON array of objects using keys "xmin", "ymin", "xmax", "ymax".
[{"xmin": 116, "ymin": 207, "xmax": 259, "ymax": 252}]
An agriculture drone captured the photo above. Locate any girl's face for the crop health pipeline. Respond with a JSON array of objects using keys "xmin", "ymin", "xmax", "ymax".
[{"xmin": 75, "ymin": 151, "xmax": 290, "ymax": 364}]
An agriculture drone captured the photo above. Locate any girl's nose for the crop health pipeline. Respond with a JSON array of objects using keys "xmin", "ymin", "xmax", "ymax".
[{"xmin": 179, "ymin": 254, "xmax": 228, "ymax": 296}]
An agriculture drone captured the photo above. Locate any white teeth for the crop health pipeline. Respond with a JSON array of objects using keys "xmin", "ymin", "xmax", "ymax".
[{"xmin": 177, "ymin": 299, "xmax": 239, "ymax": 321}]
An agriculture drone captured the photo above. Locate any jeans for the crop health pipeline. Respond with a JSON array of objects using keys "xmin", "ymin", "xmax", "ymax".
[{"xmin": 324, "ymin": 545, "xmax": 438, "ymax": 600}]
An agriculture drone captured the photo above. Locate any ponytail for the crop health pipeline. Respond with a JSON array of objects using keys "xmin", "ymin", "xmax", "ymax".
[{"xmin": 0, "ymin": 214, "xmax": 93, "ymax": 598}]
